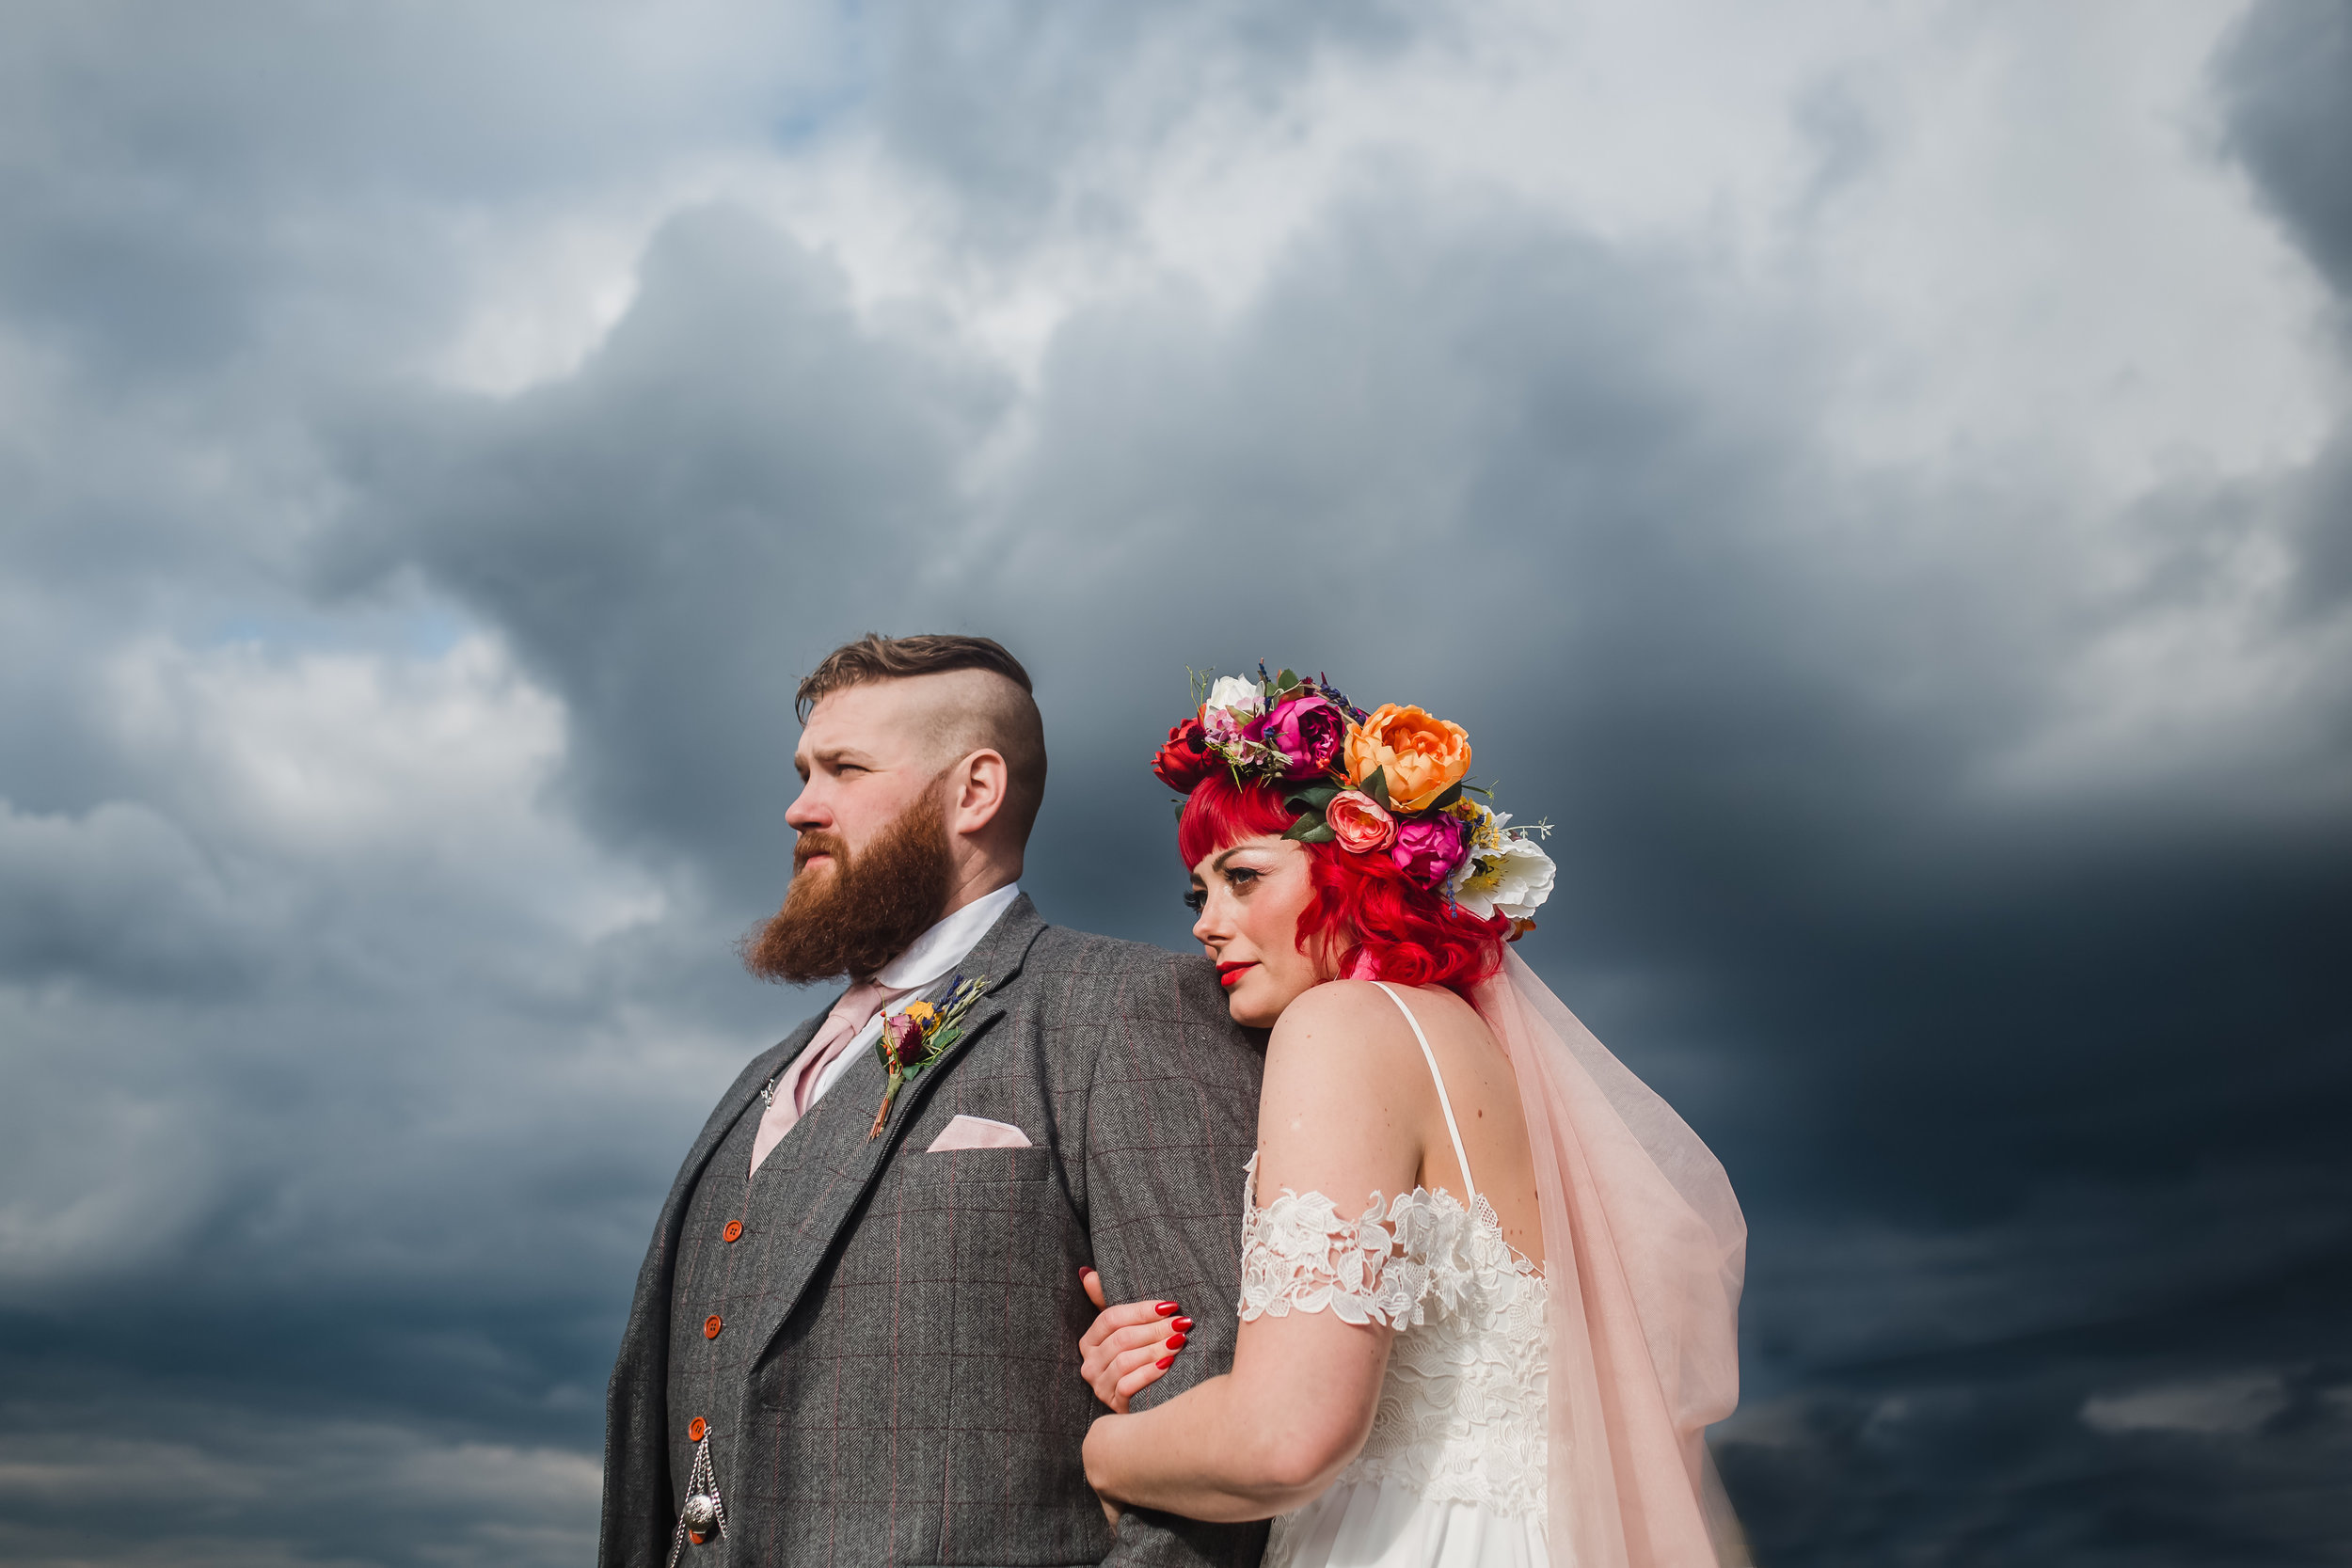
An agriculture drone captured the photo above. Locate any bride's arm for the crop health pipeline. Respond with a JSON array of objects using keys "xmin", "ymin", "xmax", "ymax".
[{"xmin": 1082, "ymin": 982, "xmax": 1426, "ymax": 1521}]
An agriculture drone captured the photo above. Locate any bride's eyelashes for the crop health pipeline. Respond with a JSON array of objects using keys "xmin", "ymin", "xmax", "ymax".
[{"xmin": 1184, "ymin": 864, "xmax": 1261, "ymax": 914}]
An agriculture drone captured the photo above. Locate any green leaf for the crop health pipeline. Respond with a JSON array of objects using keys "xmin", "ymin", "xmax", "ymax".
[
  {"xmin": 1276, "ymin": 668, "xmax": 1297, "ymax": 690},
  {"xmin": 1364, "ymin": 768, "xmax": 1390, "ymax": 809},
  {"xmin": 1281, "ymin": 813, "xmax": 1326, "ymax": 842},
  {"xmin": 1295, "ymin": 821, "xmax": 1337, "ymax": 844},
  {"xmin": 1430, "ymin": 781, "xmax": 1465, "ymax": 812},
  {"xmin": 1285, "ymin": 783, "xmax": 1340, "ymax": 812}
]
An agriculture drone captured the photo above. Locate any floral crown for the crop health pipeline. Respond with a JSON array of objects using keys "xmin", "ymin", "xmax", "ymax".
[{"xmin": 1152, "ymin": 664, "xmax": 1556, "ymax": 930}]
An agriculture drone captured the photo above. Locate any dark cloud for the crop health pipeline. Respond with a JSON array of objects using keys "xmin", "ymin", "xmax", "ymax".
[
  {"xmin": 322, "ymin": 203, "xmax": 1009, "ymax": 897},
  {"xmin": 2217, "ymin": 0, "xmax": 2352, "ymax": 302},
  {"xmin": 2216, "ymin": 0, "xmax": 2352, "ymax": 620},
  {"xmin": 864, "ymin": 0, "xmax": 1429, "ymax": 243},
  {"xmin": 3, "ymin": 5, "xmax": 2350, "ymax": 1566}
]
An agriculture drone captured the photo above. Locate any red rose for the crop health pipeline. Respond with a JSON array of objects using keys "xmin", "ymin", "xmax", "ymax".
[{"xmin": 1152, "ymin": 714, "xmax": 1220, "ymax": 792}]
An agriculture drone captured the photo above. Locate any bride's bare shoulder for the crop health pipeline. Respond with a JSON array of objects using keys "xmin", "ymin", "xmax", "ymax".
[
  {"xmin": 1270, "ymin": 978, "xmax": 1403, "ymax": 1036},
  {"xmin": 1256, "ymin": 981, "xmax": 1431, "ymax": 1195},
  {"xmin": 1264, "ymin": 980, "xmax": 1427, "ymax": 1080}
]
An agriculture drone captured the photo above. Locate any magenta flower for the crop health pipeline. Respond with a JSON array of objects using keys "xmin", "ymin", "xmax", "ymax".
[
  {"xmin": 1391, "ymin": 816, "xmax": 1470, "ymax": 889},
  {"xmin": 1262, "ymin": 694, "xmax": 1348, "ymax": 780}
]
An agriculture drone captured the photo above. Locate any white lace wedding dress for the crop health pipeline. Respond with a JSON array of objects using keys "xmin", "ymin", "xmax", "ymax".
[{"xmin": 1239, "ymin": 984, "xmax": 1552, "ymax": 1568}]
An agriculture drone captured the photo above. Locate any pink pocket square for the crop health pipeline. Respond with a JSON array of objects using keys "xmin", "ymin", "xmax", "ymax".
[{"xmin": 925, "ymin": 1115, "xmax": 1033, "ymax": 1152}]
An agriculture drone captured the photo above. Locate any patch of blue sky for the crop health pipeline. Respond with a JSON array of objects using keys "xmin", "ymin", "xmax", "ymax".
[
  {"xmin": 201, "ymin": 582, "xmax": 476, "ymax": 661},
  {"xmin": 769, "ymin": 1, "xmax": 867, "ymax": 150}
]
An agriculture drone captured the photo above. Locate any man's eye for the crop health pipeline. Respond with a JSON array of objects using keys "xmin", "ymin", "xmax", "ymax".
[{"xmin": 1183, "ymin": 889, "xmax": 1206, "ymax": 913}]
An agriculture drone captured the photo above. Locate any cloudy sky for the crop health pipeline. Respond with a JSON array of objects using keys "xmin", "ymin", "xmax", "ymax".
[{"xmin": 3, "ymin": 2, "xmax": 2348, "ymax": 1563}]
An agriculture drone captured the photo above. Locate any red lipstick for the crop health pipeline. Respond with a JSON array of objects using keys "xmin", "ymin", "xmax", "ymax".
[{"xmin": 1216, "ymin": 960, "xmax": 1256, "ymax": 988}]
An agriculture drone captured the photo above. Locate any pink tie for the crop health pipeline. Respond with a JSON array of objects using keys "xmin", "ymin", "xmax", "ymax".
[{"xmin": 749, "ymin": 981, "xmax": 909, "ymax": 1174}]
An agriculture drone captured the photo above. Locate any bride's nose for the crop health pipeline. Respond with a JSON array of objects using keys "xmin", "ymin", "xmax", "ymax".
[{"xmin": 1190, "ymin": 892, "xmax": 1230, "ymax": 948}]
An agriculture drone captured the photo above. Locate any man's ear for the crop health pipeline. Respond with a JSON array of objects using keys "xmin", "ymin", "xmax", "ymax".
[{"xmin": 949, "ymin": 749, "xmax": 1010, "ymax": 836}]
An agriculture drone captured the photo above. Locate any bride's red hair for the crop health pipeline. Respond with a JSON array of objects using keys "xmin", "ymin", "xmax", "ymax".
[{"xmin": 1177, "ymin": 771, "xmax": 1509, "ymax": 1000}]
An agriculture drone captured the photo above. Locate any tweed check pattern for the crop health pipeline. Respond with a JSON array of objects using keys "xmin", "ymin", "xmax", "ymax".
[{"xmin": 602, "ymin": 896, "xmax": 1270, "ymax": 1568}]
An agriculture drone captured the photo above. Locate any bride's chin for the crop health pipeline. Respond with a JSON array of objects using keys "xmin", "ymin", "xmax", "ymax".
[{"xmin": 1225, "ymin": 974, "xmax": 1299, "ymax": 1030}]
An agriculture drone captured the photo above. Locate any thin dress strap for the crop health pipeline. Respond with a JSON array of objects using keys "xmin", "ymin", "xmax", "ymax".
[{"xmin": 1371, "ymin": 981, "xmax": 1476, "ymax": 1203}]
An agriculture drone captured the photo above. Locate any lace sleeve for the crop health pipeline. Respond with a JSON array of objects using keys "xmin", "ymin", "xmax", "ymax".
[{"xmin": 1235, "ymin": 1155, "xmax": 1433, "ymax": 1327}]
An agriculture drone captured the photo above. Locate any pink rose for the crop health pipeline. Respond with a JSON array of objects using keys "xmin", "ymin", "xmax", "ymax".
[
  {"xmin": 1325, "ymin": 790, "xmax": 1396, "ymax": 852},
  {"xmin": 1262, "ymin": 695, "xmax": 1348, "ymax": 781},
  {"xmin": 1391, "ymin": 816, "xmax": 1470, "ymax": 889}
]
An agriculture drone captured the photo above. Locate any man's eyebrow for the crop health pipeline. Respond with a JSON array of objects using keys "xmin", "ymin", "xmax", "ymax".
[{"xmin": 809, "ymin": 745, "xmax": 882, "ymax": 768}]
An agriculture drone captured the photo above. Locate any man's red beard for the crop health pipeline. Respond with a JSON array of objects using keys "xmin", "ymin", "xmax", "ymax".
[{"xmin": 741, "ymin": 787, "xmax": 956, "ymax": 985}]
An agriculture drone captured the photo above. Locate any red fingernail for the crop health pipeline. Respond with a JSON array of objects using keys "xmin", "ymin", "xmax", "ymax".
[
  {"xmin": 1080, "ymin": 1267, "xmax": 1095, "ymax": 1279},
  {"xmin": 1165, "ymin": 1333, "xmax": 1187, "ymax": 1350},
  {"xmin": 1155, "ymin": 1301, "xmax": 1179, "ymax": 1316},
  {"xmin": 1155, "ymin": 1354, "xmax": 1176, "ymax": 1370},
  {"xmin": 1171, "ymin": 1317, "xmax": 1193, "ymax": 1332}
]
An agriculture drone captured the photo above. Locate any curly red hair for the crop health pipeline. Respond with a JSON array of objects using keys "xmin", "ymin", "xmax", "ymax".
[{"xmin": 1178, "ymin": 771, "xmax": 1508, "ymax": 1000}]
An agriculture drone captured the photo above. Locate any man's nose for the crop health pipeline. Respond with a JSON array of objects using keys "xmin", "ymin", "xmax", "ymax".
[{"xmin": 785, "ymin": 782, "xmax": 829, "ymax": 832}]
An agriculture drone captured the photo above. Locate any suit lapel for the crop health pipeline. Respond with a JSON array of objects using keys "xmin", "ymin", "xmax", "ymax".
[
  {"xmin": 641, "ymin": 1008, "xmax": 827, "ymax": 1291},
  {"xmin": 741, "ymin": 894, "xmax": 1048, "ymax": 1359}
]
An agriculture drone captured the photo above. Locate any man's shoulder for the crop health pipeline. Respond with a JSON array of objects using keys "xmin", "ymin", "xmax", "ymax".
[
  {"xmin": 1023, "ymin": 923, "xmax": 1248, "ymax": 1034},
  {"xmin": 1028, "ymin": 923, "xmax": 1214, "ymax": 987},
  {"xmin": 1032, "ymin": 921, "xmax": 1183, "ymax": 965}
]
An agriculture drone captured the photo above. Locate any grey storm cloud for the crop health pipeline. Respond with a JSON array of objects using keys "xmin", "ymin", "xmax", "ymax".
[
  {"xmin": 323, "ymin": 204, "xmax": 1011, "ymax": 894},
  {"xmin": 3, "ymin": 3, "xmax": 2350, "ymax": 1566},
  {"xmin": 2218, "ymin": 0, "xmax": 2352, "ymax": 302}
]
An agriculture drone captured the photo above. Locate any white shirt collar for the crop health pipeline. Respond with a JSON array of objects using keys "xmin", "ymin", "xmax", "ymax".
[
  {"xmin": 875, "ymin": 881, "xmax": 1022, "ymax": 993},
  {"xmin": 798, "ymin": 881, "xmax": 1021, "ymax": 1114}
]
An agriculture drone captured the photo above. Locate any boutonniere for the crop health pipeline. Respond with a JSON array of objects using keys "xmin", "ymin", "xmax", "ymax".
[{"xmin": 868, "ymin": 974, "xmax": 991, "ymax": 1140}]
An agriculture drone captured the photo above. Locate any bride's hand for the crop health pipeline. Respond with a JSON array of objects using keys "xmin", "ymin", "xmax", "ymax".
[{"xmin": 1077, "ymin": 1267, "xmax": 1191, "ymax": 1413}]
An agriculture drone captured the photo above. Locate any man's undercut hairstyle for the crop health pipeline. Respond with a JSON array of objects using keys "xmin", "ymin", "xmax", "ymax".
[{"xmin": 797, "ymin": 633, "xmax": 1049, "ymax": 843}]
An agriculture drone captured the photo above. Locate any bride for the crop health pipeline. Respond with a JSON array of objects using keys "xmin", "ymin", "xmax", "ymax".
[{"xmin": 1076, "ymin": 670, "xmax": 1748, "ymax": 1568}]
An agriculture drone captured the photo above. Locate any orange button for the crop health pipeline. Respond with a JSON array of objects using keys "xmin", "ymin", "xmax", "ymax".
[
  {"xmin": 703, "ymin": 1314, "xmax": 723, "ymax": 1339},
  {"xmin": 687, "ymin": 1417, "xmax": 707, "ymax": 1443},
  {"xmin": 722, "ymin": 1221, "xmax": 743, "ymax": 1243}
]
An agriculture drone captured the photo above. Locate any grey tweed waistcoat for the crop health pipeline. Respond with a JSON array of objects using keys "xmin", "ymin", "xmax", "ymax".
[{"xmin": 602, "ymin": 895, "xmax": 1270, "ymax": 1568}]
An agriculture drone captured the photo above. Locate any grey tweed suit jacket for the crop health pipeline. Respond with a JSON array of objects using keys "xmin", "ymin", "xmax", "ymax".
[{"xmin": 600, "ymin": 895, "xmax": 1270, "ymax": 1568}]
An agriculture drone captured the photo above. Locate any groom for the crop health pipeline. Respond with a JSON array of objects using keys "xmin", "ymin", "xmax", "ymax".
[{"xmin": 600, "ymin": 634, "xmax": 1269, "ymax": 1568}]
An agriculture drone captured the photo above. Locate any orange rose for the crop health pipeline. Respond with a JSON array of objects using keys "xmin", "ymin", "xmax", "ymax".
[{"xmin": 1343, "ymin": 704, "xmax": 1470, "ymax": 812}]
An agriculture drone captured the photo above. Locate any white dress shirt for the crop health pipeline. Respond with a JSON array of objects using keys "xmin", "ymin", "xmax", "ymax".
[{"xmin": 803, "ymin": 881, "xmax": 1023, "ymax": 1109}]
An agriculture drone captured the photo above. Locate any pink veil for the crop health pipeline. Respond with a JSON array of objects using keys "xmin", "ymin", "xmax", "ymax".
[{"xmin": 1471, "ymin": 951, "xmax": 1749, "ymax": 1568}]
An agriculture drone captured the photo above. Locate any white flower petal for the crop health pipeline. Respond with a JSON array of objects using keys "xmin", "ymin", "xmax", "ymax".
[{"xmin": 1206, "ymin": 674, "xmax": 1264, "ymax": 716}]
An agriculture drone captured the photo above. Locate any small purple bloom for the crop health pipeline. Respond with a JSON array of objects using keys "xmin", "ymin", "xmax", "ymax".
[
  {"xmin": 1391, "ymin": 816, "xmax": 1470, "ymax": 889},
  {"xmin": 1261, "ymin": 694, "xmax": 1348, "ymax": 780}
]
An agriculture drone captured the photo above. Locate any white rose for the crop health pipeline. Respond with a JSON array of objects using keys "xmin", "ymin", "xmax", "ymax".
[
  {"xmin": 1451, "ymin": 835, "xmax": 1556, "ymax": 920},
  {"xmin": 1205, "ymin": 674, "xmax": 1264, "ymax": 716}
]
